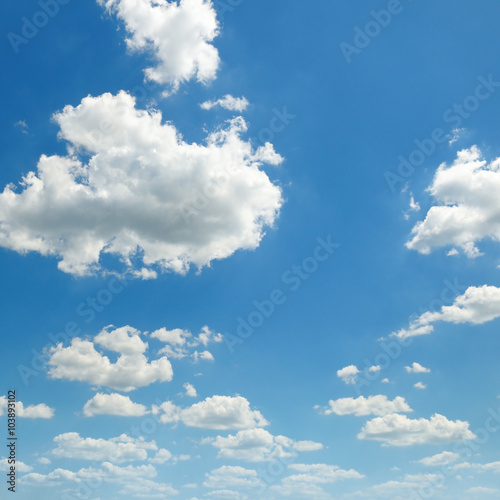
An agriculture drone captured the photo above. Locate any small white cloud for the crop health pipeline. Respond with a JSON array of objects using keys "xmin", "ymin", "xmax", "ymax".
[
  {"xmin": 417, "ymin": 451, "xmax": 460, "ymax": 467},
  {"xmin": 405, "ymin": 362, "xmax": 431, "ymax": 374},
  {"xmin": 319, "ymin": 395, "xmax": 412, "ymax": 417},
  {"xmin": 382, "ymin": 378, "xmax": 390, "ymax": 384},
  {"xmin": 358, "ymin": 413, "xmax": 475, "ymax": 446},
  {"xmin": 83, "ymin": 393, "xmax": 149, "ymax": 417},
  {"xmin": 368, "ymin": 365, "xmax": 381, "ymax": 373},
  {"xmin": 37, "ymin": 457, "xmax": 51, "ymax": 465},
  {"xmin": 201, "ymin": 95, "xmax": 249, "ymax": 112},
  {"xmin": 184, "ymin": 383, "xmax": 197, "ymax": 398},
  {"xmin": 414, "ymin": 382, "xmax": 427, "ymax": 390},
  {"xmin": 0, "ymin": 397, "xmax": 54, "ymax": 419},
  {"xmin": 337, "ymin": 365, "xmax": 360, "ymax": 385}
]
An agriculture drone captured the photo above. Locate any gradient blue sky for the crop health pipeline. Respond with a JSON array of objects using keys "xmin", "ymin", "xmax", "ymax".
[{"xmin": 1, "ymin": 1, "xmax": 500, "ymax": 499}]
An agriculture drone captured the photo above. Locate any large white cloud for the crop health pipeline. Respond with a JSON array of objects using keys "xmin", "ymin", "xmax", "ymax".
[
  {"xmin": 0, "ymin": 397, "xmax": 54, "ymax": 419},
  {"xmin": 153, "ymin": 395, "xmax": 268, "ymax": 430},
  {"xmin": 407, "ymin": 146, "xmax": 500, "ymax": 258},
  {"xmin": 358, "ymin": 413, "xmax": 475, "ymax": 446},
  {"xmin": 83, "ymin": 393, "xmax": 149, "ymax": 417},
  {"xmin": 202, "ymin": 428, "xmax": 323, "ymax": 462},
  {"xmin": 392, "ymin": 285, "xmax": 500, "ymax": 340},
  {"xmin": 0, "ymin": 92, "xmax": 283, "ymax": 277},
  {"xmin": 319, "ymin": 395, "xmax": 412, "ymax": 417},
  {"xmin": 47, "ymin": 326, "xmax": 173, "ymax": 391},
  {"xmin": 51, "ymin": 433, "xmax": 157, "ymax": 463},
  {"xmin": 98, "ymin": 0, "xmax": 220, "ymax": 92}
]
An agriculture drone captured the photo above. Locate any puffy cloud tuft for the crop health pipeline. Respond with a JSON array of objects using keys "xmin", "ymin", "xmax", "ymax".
[{"xmin": 98, "ymin": 0, "xmax": 220, "ymax": 92}]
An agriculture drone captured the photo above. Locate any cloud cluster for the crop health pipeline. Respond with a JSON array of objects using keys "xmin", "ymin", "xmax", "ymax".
[
  {"xmin": 202, "ymin": 428, "xmax": 323, "ymax": 462},
  {"xmin": 48, "ymin": 326, "xmax": 173, "ymax": 391},
  {"xmin": 0, "ymin": 92, "xmax": 283, "ymax": 277},
  {"xmin": 153, "ymin": 325, "xmax": 222, "ymax": 360},
  {"xmin": 153, "ymin": 395, "xmax": 268, "ymax": 430},
  {"xmin": 98, "ymin": 0, "xmax": 220, "ymax": 92},
  {"xmin": 358, "ymin": 413, "xmax": 475, "ymax": 446},
  {"xmin": 392, "ymin": 285, "xmax": 500, "ymax": 339},
  {"xmin": 407, "ymin": 146, "xmax": 500, "ymax": 258}
]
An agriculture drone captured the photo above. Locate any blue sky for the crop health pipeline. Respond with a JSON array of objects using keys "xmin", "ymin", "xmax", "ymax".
[{"xmin": 1, "ymin": 1, "xmax": 500, "ymax": 499}]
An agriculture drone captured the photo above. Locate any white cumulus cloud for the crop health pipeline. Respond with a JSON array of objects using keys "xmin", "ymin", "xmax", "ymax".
[
  {"xmin": 83, "ymin": 393, "xmax": 149, "ymax": 417},
  {"xmin": 391, "ymin": 285, "xmax": 500, "ymax": 340},
  {"xmin": 0, "ymin": 92, "xmax": 283, "ymax": 277},
  {"xmin": 358, "ymin": 413, "xmax": 475, "ymax": 446},
  {"xmin": 153, "ymin": 395, "xmax": 269, "ymax": 430},
  {"xmin": 405, "ymin": 362, "xmax": 431, "ymax": 374},
  {"xmin": 319, "ymin": 395, "xmax": 412, "ymax": 417},
  {"xmin": 407, "ymin": 146, "xmax": 500, "ymax": 258},
  {"xmin": 47, "ymin": 325, "xmax": 173, "ymax": 391},
  {"xmin": 337, "ymin": 365, "xmax": 360, "ymax": 385},
  {"xmin": 98, "ymin": 0, "xmax": 220, "ymax": 92},
  {"xmin": 0, "ymin": 397, "xmax": 54, "ymax": 419}
]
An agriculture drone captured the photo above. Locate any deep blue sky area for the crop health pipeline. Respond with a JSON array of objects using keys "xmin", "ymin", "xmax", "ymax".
[{"xmin": 1, "ymin": 1, "xmax": 500, "ymax": 499}]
